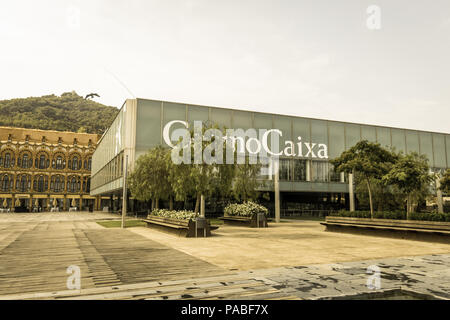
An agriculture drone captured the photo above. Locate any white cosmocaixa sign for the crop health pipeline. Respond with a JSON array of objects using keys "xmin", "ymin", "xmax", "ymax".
[{"xmin": 163, "ymin": 120, "xmax": 329, "ymax": 165}]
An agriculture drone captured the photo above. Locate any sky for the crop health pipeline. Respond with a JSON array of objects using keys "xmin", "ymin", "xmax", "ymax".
[{"xmin": 0, "ymin": 0, "xmax": 449, "ymax": 133}]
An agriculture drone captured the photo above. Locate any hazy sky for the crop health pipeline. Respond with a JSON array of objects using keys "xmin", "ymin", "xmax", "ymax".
[{"xmin": 1, "ymin": 0, "xmax": 449, "ymax": 133}]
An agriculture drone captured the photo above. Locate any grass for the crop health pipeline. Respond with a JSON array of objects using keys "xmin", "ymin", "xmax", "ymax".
[
  {"xmin": 208, "ymin": 218, "xmax": 224, "ymax": 225},
  {"xmin": 281, "ymin": 216, "xmax": 326, "ymax": 221},
  {"xmin": 96, "ymin": 219, "xmax": 146, "ymax": 228}
]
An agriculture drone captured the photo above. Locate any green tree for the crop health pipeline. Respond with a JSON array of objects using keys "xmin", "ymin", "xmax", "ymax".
[
  {"xmin": 232, "ymin": 157, "xmax": 263, "ymax": 202},
  {"xmin": 330, "ymin": 140, "xmax": 397, "ymax": 218},
  {"xmin": 382, "ymin": 152, "xmax": 433, "ymax": 219},
  {"xmin": 440, "ymin": 169, "xmax": 450, "ymax": 194},
  {"xmin": 168, "ymin": 121, "xmax": 235, "ymax": 213},
  {"xmin": 128, "ymin": 146, "xmax": 172, "ymax": 210},
  {"xmin": 0, "ymin": 92, "xmax": 117, "ymax": 134}
]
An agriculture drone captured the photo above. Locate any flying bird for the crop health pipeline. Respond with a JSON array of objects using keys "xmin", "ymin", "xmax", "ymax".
[{"xmin": 85, "ymin": 93, "xmax": 100, "ymax": 100}]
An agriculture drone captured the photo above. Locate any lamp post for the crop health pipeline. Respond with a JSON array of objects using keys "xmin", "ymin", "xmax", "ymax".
[{"xmin": 121, "ymin": 155, "xmax": 128, "ymax": 229}]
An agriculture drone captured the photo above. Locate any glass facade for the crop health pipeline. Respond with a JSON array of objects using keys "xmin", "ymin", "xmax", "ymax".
[{"xmin": 91, "ymin": 98, "xmax": 450, "ymax": 198}]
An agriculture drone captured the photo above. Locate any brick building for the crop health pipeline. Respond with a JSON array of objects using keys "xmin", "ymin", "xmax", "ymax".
[{"xmin": 0, "ymin": 126, "xmax": 102, "ymax": 212}]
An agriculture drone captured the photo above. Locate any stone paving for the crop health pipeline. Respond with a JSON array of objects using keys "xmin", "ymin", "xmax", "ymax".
[
  {"xmin": 0, "ymin": 212, "xmax": 449, "ymax": 300},
  {"xmin": 0, "ymin": 212, "xmax": 228, "ymax": 296},
  {"xmin": 2, "ymin": 254, "xmax": 449, "ymax": 300}
]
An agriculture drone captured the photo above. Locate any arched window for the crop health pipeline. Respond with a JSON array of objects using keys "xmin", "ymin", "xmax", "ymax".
[
  {"xmin": 51, "ymin": 176, "xmax": 65, "ymax": 192},
  {"xmin": 4, "ymin": 153, "xmax": 11, "ymax": 168},
  {"xmin": 16, "ymin": 175, "xmax": 30, "ymax": 192},
  {"xmin": 56, "ymin": 156, "xmax": 64, "ymax": 169},
  {"xmin": 22, "ymin": 154, "xmax": 29, "ymax": 168},
  {"xmin": 39, "ymin": 155, "xmax": 46, "ymax": 169},
  {"xmin": 72, "ymin": 156, "xmax": 78, "ymax": 170},
  {"xmin": 70, "ymin": 177, "xmax": 77, "ymax": 192},
  {"xmin": 38, "ymin": 176, "xmax": 44, "ymax": 192},
  {"xmin": 2, "ymin": 175, "xmax": 10, "ymax": 191}
]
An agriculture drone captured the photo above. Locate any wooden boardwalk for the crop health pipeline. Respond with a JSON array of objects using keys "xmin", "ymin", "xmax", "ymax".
[{"xmin": 0, "ymin": 213, "xmax": 228, "ymax": 296}]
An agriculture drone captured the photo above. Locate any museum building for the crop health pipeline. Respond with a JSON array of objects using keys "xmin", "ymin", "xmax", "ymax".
[
  {"xmin": 0, "ymin": 126, "xmax": 102, "ymax": 212},
  {"xmin": 90, "ymin": 98, "xmax": 450, "ymax": 216}
]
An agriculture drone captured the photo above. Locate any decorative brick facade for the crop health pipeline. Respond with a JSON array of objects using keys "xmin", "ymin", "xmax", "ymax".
[{"xmin": 0, "ymin": 126, "xmax": 102, "ymax": 212}]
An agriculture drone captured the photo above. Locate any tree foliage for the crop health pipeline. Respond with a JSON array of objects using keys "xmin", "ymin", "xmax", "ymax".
[
  {"xmin": 127, "ymin": 146, "xmax": 172, "ymax": 209},
  {"xmin": 382, "ymin": 152, "xmax": 433, "ymax": 218},
  {"xmin": 0, "ymin": 91, "xmax": 117, "ymax": 134},
  {"xmin": 440, "ymin": 169, "xmax": 450, "ymax": 194},
  {"xmin": 330, "ymin": 140, "xmax": 397, "ymax": 218}
]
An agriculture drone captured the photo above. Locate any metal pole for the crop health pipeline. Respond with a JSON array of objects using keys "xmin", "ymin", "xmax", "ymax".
[
  {"xmin": 349, "ymin": 171, "xmax": 355, "ymax": 212},
  {"xmin": 200, "ymin": 194, "xmax": 205, "ymax": 218},
  {"xmin": 436, "ymin": 175, "xmax": 444, "ymax": 214},
  {"xmin": 121, "ymin": 155, "xmax": 128, "ymax": 228},
  {"xmin": 274, "ymin": 158, "xmax": 280, "ymax": 223}
]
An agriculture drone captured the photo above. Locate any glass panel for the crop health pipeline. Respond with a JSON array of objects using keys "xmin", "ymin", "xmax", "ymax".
[
  {"xmin": 391, "ymin": 129, "xmax": 406, "ymax": 154},
  {"xmin": 274, "ymin": 116, "xmax": 292, "ymax": 150},
  {"xmin": 136, "ymin": 99, "xmax": 161, "ymax": 150},
  {"xmin": 312, "ymin": 161, "xmax": 329, "ymax": 182},
  {"xmin": 293, "ymin": 159, "xmax": 307, "ymax": 181},
  {"xmin": 419, "ymin": 132, "xmax": 434, "ymax": 165},
  {"xmin": 405, "ymin": 131, "xmax": 420, "ymax": 154},
  {"xmin": 279, "ymin": 159, "xmax": 291, "ymax": 181},
  {"xmin": 163, "ymin": 102, "xmax": 186, "ymax": 124},
  {"xmin": 329, "ymin": 163, "xmax": 341, "ymax": 182},
  {"xmin": 232, "ymin": 110, "xmax": 252, "ymax": 129},
  {"xmin": 361, "ymin": 125, "xmax": 377, "ymax": 142},
  {"xmin": 328, "ymin": 122, "xmax": 345, "ymax": 159},
  {"xmin": 432, "ymin": 134, "xmax": 446, "ymax": 168},
  {"xmin": 376, "ymin": 127, "xmax": 391, "ymax": 149},
  {"xmin": 311, "ymin": 120, "xmax": 328, "ymax": 146},
  {"xmin": 210, "ymin": 108, "xmax": 231, "ymax": 129},
  {"xmin": 293, "ymin": 118, "xmax": 310, "ymax": 158},
  {"xmin": 345, "ymin": 124, "xmax": 361, "ymax": 150},
  {"xmin": 187, "ymin": 105, "xmax": 209, "ymax": 124}
]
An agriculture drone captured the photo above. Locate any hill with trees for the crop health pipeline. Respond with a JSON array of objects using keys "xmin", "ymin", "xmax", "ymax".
[{"xmin": 0, "ymin": 91, "xmax": 118, "ymax": 134}]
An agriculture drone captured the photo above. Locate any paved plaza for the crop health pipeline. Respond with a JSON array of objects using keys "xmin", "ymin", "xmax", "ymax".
[{"xmin": 0, "ymin": 212, "xmax": 449, "ymax": 300}]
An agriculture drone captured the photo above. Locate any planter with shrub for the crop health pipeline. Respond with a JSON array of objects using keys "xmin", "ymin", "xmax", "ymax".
[
  {"xmin": 220, "ymin": 201, "xmax": 269, "ymax": 227},
  {"xmin": 144, "ymin": 209, "xmax": 217, "ymax": 237}
]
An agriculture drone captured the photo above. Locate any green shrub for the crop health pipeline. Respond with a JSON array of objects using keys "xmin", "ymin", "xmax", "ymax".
[
  {"xmin": 224, "ymin": 201, "xmax": 268, "ymax": 217},
  {"xmin": 150, "ymin": 209, "xmax": 199, "ymax": 220},
  {"xmin": 331, "ymin": 210, "xmax": 449, "ymax": 222}
]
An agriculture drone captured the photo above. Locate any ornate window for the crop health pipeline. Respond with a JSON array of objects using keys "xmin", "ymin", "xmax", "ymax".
[
  {"xmin": 16, "ymin": 174, "xmax": 31, "ymax": 192},
  {"xmin": 35, "ymin": 152, "xmax": 50, "ymax": 169},
  {"xmin": 1, "ymin": 174, "xmax": 12, "ymax": 192},
  {"xmin": 52, "ymin": 154, "xmax": 66, "ymax": 170},
  {"xmin": 68, "ymin": 176, "xmax": 80, "ymax": 193},
  {"xmin": 18, "ymin": 151, "xmax": 32, "ymax": 169},
  {"xmin": 69, "ymin": 154, "xmax": 82, "ymax": 171},
  {"xmin": 1, "ymin": 152, "xmax": 15, "ymax": 168},
  {"xmin": 33, "ymin": 175, "xmax": 48, "ymax": 192},
  {"xmin": 50, "ymin": 175, "xmax": 65, "ymax": 192}
]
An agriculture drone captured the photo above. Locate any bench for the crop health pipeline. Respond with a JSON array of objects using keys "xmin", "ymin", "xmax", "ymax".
[
  {"xmin": 321, "ymin": 216, "xmax": 450, "ymax": 242},
  {"xmin": 219, "ymin": 213, "xmax": 268, "ymax": 228},
  {"xmin": 143, "ymin": 215, "xmax": 218, "ymax": 237}
]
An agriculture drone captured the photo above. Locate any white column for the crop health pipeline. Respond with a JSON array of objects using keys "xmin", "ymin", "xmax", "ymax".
[
  {"xmin": 349, "ymin": 172, "xmax": 355, "ymax": 212},
  {"xmin": 200, "ymin": 194, "xmax": 205, "ymax": 218},
  {"xmin": 306, "ymin": 160, "xmax": 311, "ymax": 182},
  {"xmin": 274, "ymin": 158, "xmax": 280, "ymax": 223},
  {"xmin": 436, "ymin": 176, "xmax": 444, "ymax": 214}
]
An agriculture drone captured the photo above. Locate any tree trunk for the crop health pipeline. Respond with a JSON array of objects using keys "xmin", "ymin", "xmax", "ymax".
[
  {"xmin": 151, "ymin": 199, "xmax": 155, "ymax": 211},
  {"xmin": 169, "ymin": 195, "xmax": 173, "ymax": 210},
  {"xmin": 406, "ymin": 194, "xmax": 411, "ymax": 220},
  {"xmin": 155, "ymin": 198, "xmax": 159, "ymax": 209},
  {"xmin": 366, "ymin": 179, "xmax": 374, "ymax": 219},
  {"xmin": 194, "ymin": 193, "xmax": 200, "ymax": 213}
]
